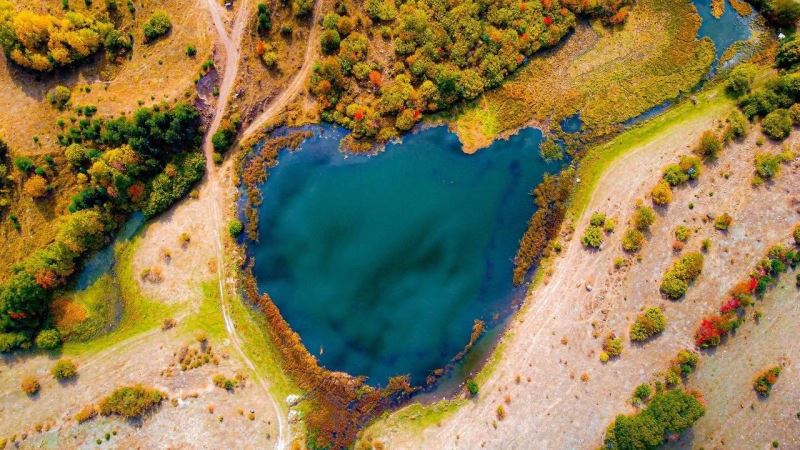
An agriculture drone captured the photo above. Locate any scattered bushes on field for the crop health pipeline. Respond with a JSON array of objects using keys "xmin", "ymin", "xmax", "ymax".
[
  {"xmin": 696, "ymin": 241, "xmax": 798, "ymax": 348},
  {"xmin": 604, "ymin": 389, "xmax": 705, "ymax": 450},
  {"xmin": 660, "ymin": 252, "xmax": 704, "ymax": 299},
  {"xmin": 99, "ymin": 384, "xmax": 165, "ymax": 418},
  {"xmin": 51, "ymin": 358, "xmax": 77, "ymax": 381},
  {"xmin": 753, "ymin": 366, "xmax": 782, "ymax": 397},
  {"xmin": 143, "ymin": 11, "xmax": 172, "ymax": 42},
  {"xmin": 630, "ymin": 307, "xmax": 667, "ymax": 342}
]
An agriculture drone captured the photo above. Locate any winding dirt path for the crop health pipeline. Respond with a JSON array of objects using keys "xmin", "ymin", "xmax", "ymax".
[
  {"xmin": 239, "ymin": 0, "xmax": 324, "ymax": 142},
  {"xmin": 198, "ymin": 1, "xmax": 323, "ymax": 448}
]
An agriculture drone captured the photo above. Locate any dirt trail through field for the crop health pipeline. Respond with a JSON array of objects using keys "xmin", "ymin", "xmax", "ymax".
[{"xmin": 371, "ymin": 101, "xmax": 800, "ymax": 448}]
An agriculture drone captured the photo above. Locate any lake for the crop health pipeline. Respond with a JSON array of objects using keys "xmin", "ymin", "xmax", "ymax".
[{"xmin": 248, "ymin": 125, "xmax": 558, "ymax": 385}]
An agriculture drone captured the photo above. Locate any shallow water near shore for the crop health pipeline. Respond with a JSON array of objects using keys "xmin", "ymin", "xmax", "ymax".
[{"xmin": 248, "ymin": 125, "xmax": 558, "ymax": 385}]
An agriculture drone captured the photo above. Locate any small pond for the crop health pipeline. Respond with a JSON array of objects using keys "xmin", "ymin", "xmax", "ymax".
[
  {"xmin": 248, "ymin": 125, "xmax": 559, "ymax": 385},
  {"xmin": 694, "ymin": 0, "xmax": 754, "ymax": 63}
]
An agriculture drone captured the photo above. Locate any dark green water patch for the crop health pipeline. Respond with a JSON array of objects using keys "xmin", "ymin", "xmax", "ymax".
[{"xmin": 248, "ymin": 125, "xmax": 558, "ymax": 385}]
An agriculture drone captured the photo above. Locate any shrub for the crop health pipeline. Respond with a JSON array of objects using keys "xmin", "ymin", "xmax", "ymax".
[
  {"xmin": 212, "ymin": 374, "xmax": 235, "ymax": 390},
  {"xmin": 51, "ymin": 358, "xmax": 77, "ymax": 380},
  {"xmin": 660, "ymin": 252, "xmax": 704, "ymax": 299},
  {"xmin": 761, "ymin": 109, "xmax": 792, "ymax": 140},
  {"xmin": 604, "ymin": 389, "xmax": 705, "ymax": 450},
  {"xmin": 724, "ymin": 109, "xmax": 749, "ymax": 141},
  {"xmin": 21, "ymin": 375, "xmax": 40, "ymax": 395},
  {"xmin": 466, "ymin": 379, "xmax": 479, "ymax": 396},
  {"xmin": 630, "ymin": 307, "xmax": 667, "ymax": 342},
  {"xmin": 603, "ymin": 218, "xmax": 616, "ymax": 233},
  {"xmin": 794, "ymin": 224, "xmax": 800, "ymax": 245},
  {"xmin": 633, "ymin": 205, "xmax": 655, "ymax": 232},
  {"xmin": 714, "ymin": 213, "xmax": 733, "ymax": 231},
  {"xmin": 779, "ymin": 37, "xmax": 800, "ymax": 71},
  {"xmin": 622, "ymin": 229, "xmax": 644, "ymax": 253},
  {"xmin": 674, "ymin": 225, "xmax": 691, "ymax": 242},
  {"xmin": 633, "ymin": 384, "xmax": 651, "ymax": 401},
  {"xmin": 753, "ymin": 366, "xmax": 782, "ymax": 397},
  {"xmin": 673, "ymin": 349, "xmax": 699, "ymax": 376},
  {"xmin": 228, "ymin": 219, "xmax": 243, "ymax": 237},
  {"xmin": 754, "ymin": 152, "xmax": 783, "ymax": 179},
  {"xmin": 212, "ymin": 128, "xmax": 236, "ymax": 152},
  {"xmin": 99, "ymin": 385, "xmax": 165, "ymax": 418},
  {"xmin": 726, "ymin": 63, "xmax": 756, "ymax": 97},
  {"xmin": 24, "ymin": 175, "xmax": 49, "ymax": 198},
  {"xmin": 35, "ymin": 329, "xmax": 61, "ymax": 349},
  {"xmin": 790, "ymin": 104, "xmax": 800, "ymax": 125},
  {"xmin": 47, "ymin": 86, "xmax": 72, "ymax": 110},
  {"xmin": 694, "ymin": 130, "xmax": 722, "ymax": 159},
  {"xmin": 650, "ymin": 180, "xmax": 672, "ymax": 206},
  {"xmin": 582, "ymin": 226, "xmax": 604, "ymax": 249},
  {"xmin": 186, "ymin": 45, "xmax": 197, "ymax": 57},
  {"xmin": 143, "ymin": 11, "xmax": 172, "ymax": 42},
  {"xmin": 14, "ymin": 156, "xmax": 34, "ymax": 172},
  {"xmin": 75, "ymin": 405, "xmax": 97, "ymax": 423},
  {"xmin": 603, "ymin": 333, "xmax": 623, "ymax": 358},
  {"xmin": 590, "ymin": 212, "xmax": 606, "ymax": 227}
]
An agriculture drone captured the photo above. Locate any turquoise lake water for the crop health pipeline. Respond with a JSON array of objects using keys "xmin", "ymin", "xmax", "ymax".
[
  {"xmin": 694, "ymin": 0, "xmax": 754, "ymax": 63},
  {"xmin": 249, "ymin": 125, "xmax": 558, "ymax": 385}
]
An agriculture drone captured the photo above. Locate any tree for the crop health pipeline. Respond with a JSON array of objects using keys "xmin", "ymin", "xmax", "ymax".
[
  {"xmin": 622, "ymin": 229, "xmax": 644, "ymax": 252},
  {"xmin": 143, "ymin": 10, "xmax": 171, "ymax": 42},
  {"xmin": 761, "ymin": 108, "xmax": 792, "ymax": 140},
  {"xmin": 726, "ymin": 63, "xmax": 756, "ymax": 97},
  {"xmin": 47, "ymin": 85, "xmax": 72, "ymax": 110},
  {"xmin": 293, "ymin": 0, "xmax": 313, "ymax": 18},
  {"xmin": 764, "ymin": 0, "xmax": 800, "ymax": 26},
  {"xmin": 320, "ymin": 29, "xmax": 341, "ymax": 54},
  {"xmin": 776, "ymin": 37, "xmax": 800, "ymax": 70},
  {"xmin": 228, "ymin": 219, "xmax": 243, "ymax": 237},
  {"xmin": 256, "ymin": 3, "xmax": 271, "ymax": 33}
]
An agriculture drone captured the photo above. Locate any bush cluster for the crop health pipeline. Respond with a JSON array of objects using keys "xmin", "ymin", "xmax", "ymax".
[
  {"xmin": 630, "ymin": 307, "xmax": 666, "ymax": 342},
  {"xmin": 660, "ymin": 252, "xmax": 704, "ymax": 299},
  {"xmin": 753, "ymin": 366, "xmax": 782, "ymax": 397},
  {"xmin": 603, "ymin": 333, "xmax": 623, "ymax": 358},
  {"xmin": 99, "ymin": 384, "xmax": 165, "ymax": 418},
  {"xmin": 604, "ymin": 389, "xmax": 705, "ymax": 450}
]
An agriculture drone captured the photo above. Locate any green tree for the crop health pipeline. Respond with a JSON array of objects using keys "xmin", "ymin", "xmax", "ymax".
[
  {"xmin": 143, "ymin": 10, "xmax": 171, "ymax": 42},
  {"xmin": 320, "ymin": 29, "xmax": 341, "ymax": 54},
  {"xmin": 761, "ymin": 108, "xmax": 792, "ymax": 140},
  {"xmin": 726, "ymin": 63, "xmax": 756, "ymax": 97}
]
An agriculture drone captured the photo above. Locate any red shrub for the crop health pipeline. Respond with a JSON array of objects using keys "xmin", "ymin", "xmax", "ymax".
[
  {"xmin": 695, "ymin": 316, "xmax": 727, "ymax": 348},
  {"xmin": 543, "ymin": 16, "xmax": 553, "ymax": 26},
  {"xmin": 719, "ymin": 298, "xmax": 741, "ymax": 314},
  {"xmin": 368, "ymin": 70, "xmax": 382, "ymax": 87}
]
